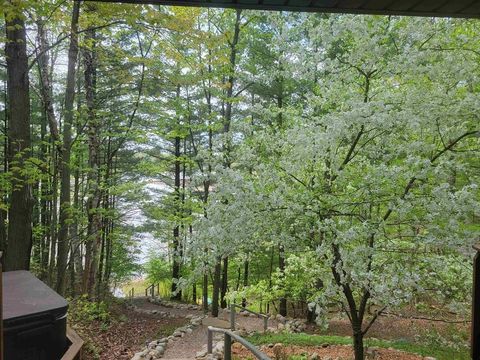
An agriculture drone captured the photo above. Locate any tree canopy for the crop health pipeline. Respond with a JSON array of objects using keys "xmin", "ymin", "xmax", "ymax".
[{"xmin": 1, "ymin": 2, "xmax": 479, "ymax": 358}]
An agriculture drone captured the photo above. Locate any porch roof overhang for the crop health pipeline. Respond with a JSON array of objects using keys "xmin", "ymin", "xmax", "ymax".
[{"xmin": 87, "ymin": 0, "xmax": 480, "ymax": 19}]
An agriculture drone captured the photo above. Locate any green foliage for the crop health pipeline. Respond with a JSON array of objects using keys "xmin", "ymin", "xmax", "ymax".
[
  {"xmin": 2, "ymin": 6, "xmax": 479, "ymax": 355},
  {"xmin": 68, "ymin": 295, "xmax": 110, "ymax": 325},
  {"xmin": 247, "ymin": 333, "xmax": 469, "ymax": 360},
  {"xmin": 145, "ymin": 256, "xmax": 171, "ymax": 284},
  {"xmin": 109, "ymin": 228, "xmax": 142, "ymax": 286}
]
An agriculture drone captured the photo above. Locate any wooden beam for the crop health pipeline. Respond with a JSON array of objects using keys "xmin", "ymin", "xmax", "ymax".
[
  {"xmin": 61, "ymin": 327, "xmax": 84, "ymax": 360},
  {"xmin": 83, "ymin": 0, "xmax": 480, "ymax": 18}
]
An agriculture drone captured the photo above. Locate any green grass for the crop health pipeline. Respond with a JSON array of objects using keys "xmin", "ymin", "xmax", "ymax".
[
  {"xmin": 122, "ymin": 278, "xmax": 148, "ymax": 297},
  {"xmin": 121, "ymin": 278, "xmax": 203, "ymax": 304},
  {"xmin": 246, "ymin": 333, "xmax": 469, "ymax": 360}
]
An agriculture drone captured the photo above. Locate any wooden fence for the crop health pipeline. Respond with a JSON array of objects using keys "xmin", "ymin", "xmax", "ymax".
[{"xmin": 207, "ymin": 326, "xmax": 270, "ymax": 360}]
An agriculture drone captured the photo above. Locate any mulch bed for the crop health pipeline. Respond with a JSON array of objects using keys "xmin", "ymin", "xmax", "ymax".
[
  {"xmin": 72, "ymin": 302, "xmax": 187, "ymax": 360},
  {"xmin": 232, "ymin": 343, "xmax": 423, "ymax": 360},
  {"xmin": 313, "ymin": 314, "xmax": 469, "ymax": 343}
]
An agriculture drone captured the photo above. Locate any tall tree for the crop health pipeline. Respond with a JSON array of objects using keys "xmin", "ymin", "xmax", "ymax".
[
  {"xmin": 4, "ymin": 0, "xmax": 33, "ymax": 270},
  {"xmin": 56, "ymin": 0, "xmax": 80, "ymax": 295},
  {"xmin": 82, "ymin": 5, "xmax": 102, "ymax": 297}
]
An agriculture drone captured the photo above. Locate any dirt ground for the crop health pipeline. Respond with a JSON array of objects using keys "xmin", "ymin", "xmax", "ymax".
[
  {"xmin": 232, "ymin": 343, "xmax": 423, "ymax": 360},
  {"xmin": 72, "ymin": 301, "xmax": 187, "ymax": 360},
  {"xmin": 315, "ymin": 313, "xmax": 470, "ymax": 343},
  {"xmin": 72, "ymin": 299, "xmax": 469, "ymax": 360}
]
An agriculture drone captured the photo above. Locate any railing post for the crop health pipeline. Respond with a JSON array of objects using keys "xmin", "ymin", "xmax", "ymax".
[
  {"xmin": 151, "ymin": 284, "xmax": 154, "ymax": 297},
  {"xmin": 207, "ymin": 326, "xmax": 270, "ymax": 360},
  {"xmin": 230, "ymin": 304, "xmax": 235, "ymax": 330},
  {"xmin": 157, "ymin": 283, "xmax": 159, "ymax": 296},
  {"xmin": 207, "ymin": 328, "xmax": 213, "ymax": 354},
  {"xmin": 145, "ymin": 287, "xmax": 147, "ymax": 297},
  {"xmin": 224, "ymin": 333, "xmax": 232, "ymax": 360},
  {"xmin": 263, "ymin": 316, "xmax": 268, "ymax": 332}
]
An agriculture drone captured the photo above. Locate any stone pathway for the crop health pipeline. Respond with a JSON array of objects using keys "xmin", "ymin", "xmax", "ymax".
[{"xmin": 131, "ymin": 297, "xmax": 277, "ymax": 360}]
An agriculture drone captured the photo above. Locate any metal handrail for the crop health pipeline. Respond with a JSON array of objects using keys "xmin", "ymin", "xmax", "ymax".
[
  {"xmin": 230, "ymin": 304, "xmax": 269, "ymax": 332},
  {"xmin": 207, "ymin": 326, "xmax": 270, "ymax": 360}
]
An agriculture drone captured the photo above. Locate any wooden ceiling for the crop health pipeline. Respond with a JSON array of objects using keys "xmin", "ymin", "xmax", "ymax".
[{"xmin": 88, "ymin": 0, "xmax": 480, "ymax": 18}]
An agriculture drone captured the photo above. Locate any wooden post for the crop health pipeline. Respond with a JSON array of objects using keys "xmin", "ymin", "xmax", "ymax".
[
  {"xmin": 207, "ymin": 328, "xmax": 213, "ymax": 354},
  {"xmin": 0, "ymin": 251, "xmax": 3, "ymax": 360},
  {"xmin": 230, "ymin": 304, "xmax": 235, "ymax": 331},
  {"xmin": 472, "ymin": 247, "xmax": 480, "ymax": 359},
  {"xmin": 224, "ymin": 333, "xmax": 232, "ymax": 360},
  {"xmin": 263, "ymin": 316, "xmax": 268, "ymax": 332}
]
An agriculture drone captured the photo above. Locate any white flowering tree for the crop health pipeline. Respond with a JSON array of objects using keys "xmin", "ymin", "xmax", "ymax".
[{"xmin": 193, "ymin": 15, "xmax": 480, "ymax": 359}]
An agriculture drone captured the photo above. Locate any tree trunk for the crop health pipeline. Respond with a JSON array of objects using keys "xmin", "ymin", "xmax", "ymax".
[
  {"xmin": 56, "ymin": 0, "xmax": 80, "ymax": 295},
  {"xmin": 353, "ymin": 328, "xmax": 364, "ymax": 360},
  {"xmin": 4, "ymin": 1, "xmax": 33, "ymax": 271},
  {"xmin": 171, "ymin": 221, "xmax": 181, "ymax": 300},
  {"xmin": 222, "ymin": 8, "xmax": 242, "ymax": 166},
  {"xmin": 82, "ymin": 17, "xmax": 102, "ymax": 298},
  {"xmin": 97, "ymin": 219, "xmax": 106, "ymax": 299},
  {"xmin": 220, "ymin": 256, "xmax": 228, "ymax": 308},
  {"xmin": 279, "ymin": 245, "xmax": 287, "ymax": 317},
  {"xmin": 103, "ymin": 161, "xmax": 116, "ymax": 294},
  {"xmin": 307, "ymin": 306, "xmax": 315, "ymax": 323},
  {"xmin": 39, "ymin": 110, "xmax": 49, "ymax": 280},
  {"xmin": 97, "ymin": 139, "xmax": 112, "ymax": 300},
  {"xmin": 72, "ymin": 86, "xmax": 83, "ymax": 293},
  {"xmin": 171, "ymin": 95, "xmax": 182, "ymax": 299},
  {"xmin": 203, "ymin": 272, "xmax": 208, "ymax": 313},
  {"xmin": 47, "ymin": 157, "xmax": 58, "ymax": 286},
  {"xmin": 267, "ymin": 247, "xmax": 274, "ymax": 314},
  {"xmin": 0, "ymin": 209, "xmax": 6, "ymax": 254},
  {"xmin": 0, "ymin": 80, "xmax": 7, "ymax": 253},
  {"xmin": 242, "ymin": 260, "xmax": 249, "ymax": 308},
  {"xmin": 235, "ymin": 264, "xmax": 241, "ymax": 291},
  {"xmin": 211, "ymin": 258, "xmax": 221, "ymax": 317},
  {"xmin": 37, "ymin": 17, "xmax": 62, "ymax": 288}
]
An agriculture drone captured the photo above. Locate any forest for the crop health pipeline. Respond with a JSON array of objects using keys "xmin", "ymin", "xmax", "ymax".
[{"xmin": 1, "ymin": 1, "xmax": 480, "ymax": 359}]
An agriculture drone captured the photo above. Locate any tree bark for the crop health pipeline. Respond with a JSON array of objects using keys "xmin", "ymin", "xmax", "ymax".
[
  {"xmin": 220, "ymin": 256, "xmax": 228, "ymax": 308},
  {"xmin": 217, "ymin": 9, "xmax": 243, "ymax": 310},
  {"xmin": 353, "ymin": 326, "xmax": 365, "ymax": 360},
  {"xmin": 0, "ymin": 210, "xmax": 6, "ymax": 255},
  {"xmin": 203, "ymin": 272, "xmax": 208, "ymax": 313},
  {"xmin": 37, "ymin": 17, "xmax": 61, "ymax": 288},
  {"xmin": 39, "ymin": 109, "xmax": 49, "ymax": 280},
  {"xmin": 47, "ymin": 157, "xmax": 58, "ymax": 286},
  {"xmin": 4, "ymin": 3, "xmax": 33, "ymax": 271},
  {"xmin": 171, "ymin": 85, "xmax": 182, "ymax": 301},
  {"xmin": 279, "ymin": 245, "xmax": 287, "ymax": 317},
  {"xmin": 72, "ymin": 67, "xmax": 83, "ymax": 294},
  {"xmin": 82, "ymin": 16, "xmax": 102, "ymax": 298},
  {"xmin": 222, "ymin": 8, "xmax": 242, "ymax": 165},
  {"xmin": 0, "ymin": 80, "xmax": 7, "ymax": 253},
  {"xmin": 56, "ymin": 0, "xmax": 80, "ymax": 295},
  {"xmin": 241, "ymin": 259, "xmax": 249, "ymax": 308},
  {"xmin": 211, "ymin": 258, "xmax": 222, "ymax": 317}
]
